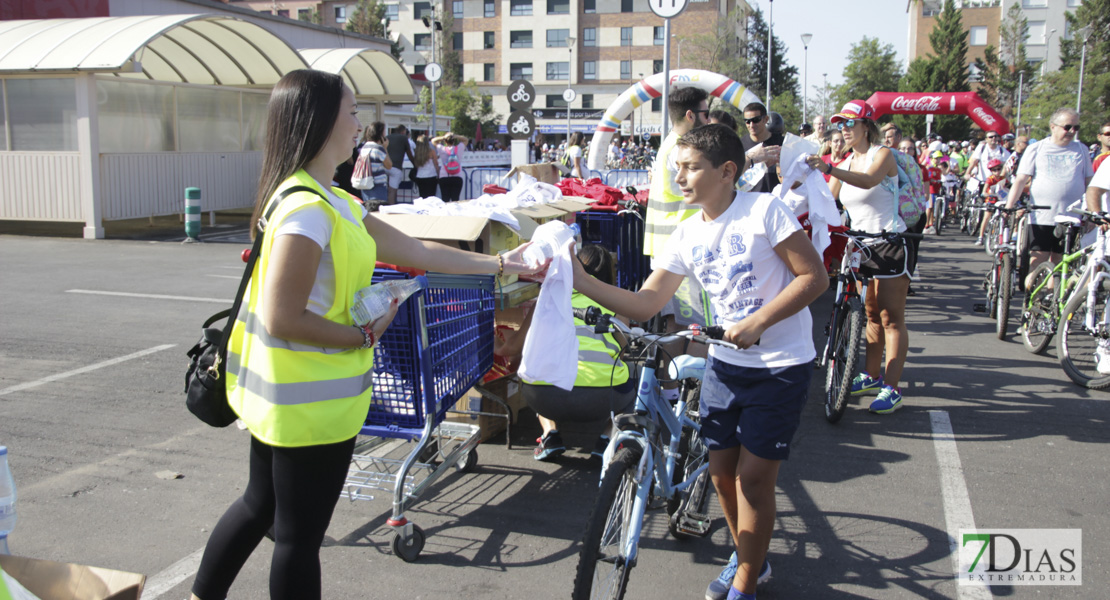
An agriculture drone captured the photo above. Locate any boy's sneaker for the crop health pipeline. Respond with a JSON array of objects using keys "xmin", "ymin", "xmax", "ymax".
[
  {"xmin": 850, "ymin": 372, "xmax": 883, "ymax": 396},
  {"xmin": 869, "ymin": 385, "xmax": 904, "ymax": 414},
  {"xmin": 704, "ymin": 553, "xmax": 771, "ymax": 600},
  {"xmin": 533, "ymin": 430, "xmax": 566, "ymax": 461},
  {"xmin": 590, "ymin": 435, "xmax": 610, "ymax": 460},
  {"xmin": 1096, "ymin": 342, "xmax": 1110, "ymax": 375}
]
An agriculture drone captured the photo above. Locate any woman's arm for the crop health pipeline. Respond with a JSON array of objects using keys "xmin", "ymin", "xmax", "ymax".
[
  {"xmin": 572, "ymin": 256, "xmax": 683, "ymax": 323},
  {"xmin": 364, "ymin": 213, "xmax": 536, "ymax": 275},
  {"xmin": 382, "ymin": 154, "xmax": 393, "ymax": 170},
  {"xmin": 809, "ymin": 147, "xmax": 895, "ymax": 191}
]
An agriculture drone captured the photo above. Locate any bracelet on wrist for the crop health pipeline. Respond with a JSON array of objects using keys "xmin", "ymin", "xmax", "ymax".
[
  {"xmin": 356, "ymin": 324, "xmax": 376, "ymax": 349},
  {"xmin": 497, "ymin": 252, "xmax": 505, "ymax": 278},
  {"xmin": 826, "ymin": 162, "xmax": 833, "ymax": 175}
]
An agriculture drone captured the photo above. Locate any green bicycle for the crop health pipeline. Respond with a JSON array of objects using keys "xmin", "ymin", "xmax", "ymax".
[{"xmin": 1021, "ymin": 214, "xmax": 1089, "ymax": 354}]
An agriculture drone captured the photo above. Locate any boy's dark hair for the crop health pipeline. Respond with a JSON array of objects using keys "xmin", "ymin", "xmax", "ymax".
[
  {"xmin": 742, "ymin": 102, "xmax": 767, "ymax": 117},
  {"xmin": 578, "ymin": 244, "xmax": 616, "ymax": 285},
  {"xmin": 675, "ymin": 124, "xmax": 747, "ymax": 183},
  {"xmin": 668, "ymin": 87, "xmax": 709, "ymax": 126}
]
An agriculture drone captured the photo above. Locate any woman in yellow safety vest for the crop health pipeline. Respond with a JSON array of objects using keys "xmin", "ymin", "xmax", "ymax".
[
  {"xmin": 501, "ymin": 245, "xmax": 635, "ymax": 461},
  {"xmin": 189, "ymin": 70, "xmax": 538, "ymax": 600}
]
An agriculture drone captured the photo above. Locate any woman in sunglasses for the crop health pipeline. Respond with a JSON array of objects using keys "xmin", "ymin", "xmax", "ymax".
[{"xmin": 805, "ymin": 100, "xmax": 911, "ymax": 415}]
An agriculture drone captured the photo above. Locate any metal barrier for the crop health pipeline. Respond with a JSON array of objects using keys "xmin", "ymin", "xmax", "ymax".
[
  {"xmin": 466, "ymin": 167, "xmax": 513, "ymax": 199},
  {"xmin": 604, "ymin": 169, "xmax": 651, "ymax": 189}
]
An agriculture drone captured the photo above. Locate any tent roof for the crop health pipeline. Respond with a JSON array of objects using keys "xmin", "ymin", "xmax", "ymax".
[
  {"xmin": 0, "ymin": 14, "xmax": 306, "ymax": 86},
  {"xmin": 299, "ymin": 47, "xmax": 414, "ymax": 103}
]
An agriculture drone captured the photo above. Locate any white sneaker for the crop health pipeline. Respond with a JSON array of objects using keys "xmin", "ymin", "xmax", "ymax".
[
  {"xmin": 923, "ymin": 226, "xmax": 937, "ymax": 234},
  {"xmin": 974, "ymin": 237, "xmax": 984, "ymax": 246},
  {"xmin": 1096, "ymin": 342, "xmax": 1110, "ymax": 375}
]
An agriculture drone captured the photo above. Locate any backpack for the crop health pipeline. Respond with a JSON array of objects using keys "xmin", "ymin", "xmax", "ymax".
[
  {"xmin": 891, "ymin": 149, "xmax": 927, "ymax": 228},
  {"xmin": 444, "ymin": 145, "xmax": 461, "ymax": 176}
]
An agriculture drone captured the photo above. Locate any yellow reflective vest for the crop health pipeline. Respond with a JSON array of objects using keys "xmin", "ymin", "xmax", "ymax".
[
  {"xmin": 227, "ymin": 170, "xmax": 377, "ymax": 447},
  {"xmin": 531, "ymin": 292, "xmax": 630, "ymax": 388},
  {"xmin": 643, "ymin": 130, "xmax": 700, "ymax": 256}
]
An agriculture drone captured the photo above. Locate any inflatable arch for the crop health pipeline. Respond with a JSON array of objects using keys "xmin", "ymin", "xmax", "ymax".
[
  {"xmin": 587, "ymin": 69, "xmax": 762, "ymax": 171},
  {"xmin": 865, "ymin": 92, "xmax": 1011, "ymax": 135}
]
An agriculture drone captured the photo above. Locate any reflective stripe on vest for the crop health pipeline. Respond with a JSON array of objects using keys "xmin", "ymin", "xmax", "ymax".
[
  {"xmin": 643, "ymin": 130, "xmax": 700, "ymax": 256},
  {"xmin": 531, "ymin": 293, "xmax": 629, "ymax": 388},
  {"xmin": 226, "ymin": 170, "xmax": 378, "ymax": 448}
]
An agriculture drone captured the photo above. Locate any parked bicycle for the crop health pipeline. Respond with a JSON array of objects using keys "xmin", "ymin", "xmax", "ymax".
[
  {"xmin": 1020, "ymin": 210, "xmax": 1089, "ymax": 354},
  {"xmin": 571, "ymin": 306, "xmax": 735, "ymax": 600},
  {"xmin": 975, "ymin": 204, "xmax": 1025, "ymax": 340},
  {"xmin": 1056, "ymin": 209, "xmax": 1110, "ymax": 389}
]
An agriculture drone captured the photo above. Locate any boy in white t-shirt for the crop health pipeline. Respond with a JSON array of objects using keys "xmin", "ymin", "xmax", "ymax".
[{"xmin": 571, "ymin": 124, "xmax": 827, "ymax": 600}]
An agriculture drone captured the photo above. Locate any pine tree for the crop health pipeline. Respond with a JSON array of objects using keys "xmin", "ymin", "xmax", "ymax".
[
  {"xmin": 893, "ymin": 57, "xmax": 935, "ymax": 138},
  {"xmin": 746, "ymin": 6, "xmax": 799, "ymax": 105},
  {"xmin": 345, "ymin": 0, "xmax": 403, "ymax": 61},
  {"xmin": 898, "ymin": 0, "xmax": 971, "ymax": 140}
]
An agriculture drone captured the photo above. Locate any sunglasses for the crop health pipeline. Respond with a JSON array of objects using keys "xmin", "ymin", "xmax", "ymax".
[
  {"xmin": 833, "ymin": 119, "xmax": 857, "ymax": 131},
  {"xmin": 1100, "ymin": 131, "xmax": 1110, "ymax": 136},
  {"xmin": 1055, "ymin": 123, "xmax": 1080, "ymax": 133},
  {"xmin": 986, "ymin": 135, "xmax": 998, "ymax": 139},
  {"xmin": 744, "ymin": 116, "xmax": 764, "ymax": 125},
  {"xmin": 693, "ymin": 109, "xmax": 710, "ymax": 117}
]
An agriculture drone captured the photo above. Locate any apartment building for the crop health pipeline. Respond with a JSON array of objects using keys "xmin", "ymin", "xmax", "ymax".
[{"xmin": 907, "ymin": 0, "xmax": 1082, "ymax": 79}]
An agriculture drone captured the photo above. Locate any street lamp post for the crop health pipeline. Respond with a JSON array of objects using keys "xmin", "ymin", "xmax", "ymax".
[
  {"xmin": 567, "ymin": 36, "xmax": 575, "ymax": 141},
  {"xmin": 671, "ymin": 34, "xmax": 685, "ymax": 69},
  {"xmin": 822, "ymin": 72, "xmax": 827, "ymax": 116},
  {"xmin": 800, "ymin": 33, "xmax": 812, "ymax": 124},
  {"xmin": 421, "ymin": 12, "xmax": 443, "ymax": 135},
  {"xmin": 638, "ymin": 72, "xmax": 644, "ymax": 137},
  {"xmin": 1077, "ymin": 27, "xmax": 1090, "ymax": 113},
  {"xmin": 766, "ymin": 0, "xmax": 773, "ymax": 104},
  {"xmin": 1043, "ymin": 28, "xmax": 1057, "ymax": 77}
]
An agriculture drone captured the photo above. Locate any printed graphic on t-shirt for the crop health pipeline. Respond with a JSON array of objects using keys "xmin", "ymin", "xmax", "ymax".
[
  {"xmin": 689, "ymin": 230, "xmax": 767, "ymax": 322},
  {"xmin": 1042, "ymin": 152, "xmax": 1083, "ymax": 181}
]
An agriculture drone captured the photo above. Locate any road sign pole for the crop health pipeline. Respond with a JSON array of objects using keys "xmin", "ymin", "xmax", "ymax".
[{"xmin": 662, "ymin": 18, "xmax": 671, "ymax": 141}]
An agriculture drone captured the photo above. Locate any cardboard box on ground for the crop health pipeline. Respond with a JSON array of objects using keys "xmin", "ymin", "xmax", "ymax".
[{"xmin": 0, "ymin": 555, "xmax": 145, "ymax": 600}]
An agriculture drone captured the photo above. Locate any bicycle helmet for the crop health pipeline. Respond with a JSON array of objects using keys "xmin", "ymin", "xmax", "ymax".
[
  {"xmin": 767, "ymin": 111, "xmax": 785, "ymax": 136},
  {"xmin": 987, "ymin": 158, "xmax": 1003, "ymax": 170},
  {"xmin": 1002, "ymin": 133, "xmax": 1015, "ymax": 141}
]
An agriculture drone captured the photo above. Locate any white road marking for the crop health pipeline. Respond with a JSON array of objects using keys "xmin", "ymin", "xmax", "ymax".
[
  {"xmin": 0, "ymin": 344, "xmax": 176, "ymax": 397},
  {"xmin": 142, "ymin": 548, "xmax": 205, "ymax": 599},
  {"xmin": 67, "ymin": 289, "xmax": 228, "ymax": 303},
  {"xmin": 205, "ymin": 274, "xmax": 241, "ymax": 280},
  {"xmin": 930, "ymin": 410, "xmax": 992, "ymax": 600}
]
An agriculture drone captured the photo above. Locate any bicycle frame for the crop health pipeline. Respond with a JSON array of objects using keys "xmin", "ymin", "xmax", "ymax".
[
  {"xmin": 1025, "ymin": 228, "xmax": 1088, "ymax": 318},
  {"xmin": 1063, "ymin": 229, "xmax": 1110, "ymax": 333},
  {"xmin": 818, "ymin": 235, "xmax": 868, "ymax": 368}
]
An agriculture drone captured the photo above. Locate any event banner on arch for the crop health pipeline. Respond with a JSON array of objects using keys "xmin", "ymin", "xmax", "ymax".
[{"xmin": 866, "ymin": 92, "xmax": 1010, "ymax": 135}]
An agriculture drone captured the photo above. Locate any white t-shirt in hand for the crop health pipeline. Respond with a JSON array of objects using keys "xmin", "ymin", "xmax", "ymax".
[
  {"xmin": 653, "ymin": 191, "xmax": 815, "ymax": 369},
  {"xmin": 1018, "ymin": 139, "xmax": 1095, "ymax": 225}
]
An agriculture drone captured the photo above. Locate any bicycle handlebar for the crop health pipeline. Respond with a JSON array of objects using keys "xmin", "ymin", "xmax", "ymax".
[
  {"xmin": 573, "ymin": 306, "xmax": 740, "ymax": 349},
  {"xmin": 841, "ymin": 229, "xmax": 923, "ymax": 242}
]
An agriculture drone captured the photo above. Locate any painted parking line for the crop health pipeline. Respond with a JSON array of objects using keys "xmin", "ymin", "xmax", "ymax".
[
  {"xmin": 142, "ymin": 548, "xmax": 205, "ymax": 599},
  {"xmin": 67, "ymin": 289, "xmax": 228, "ymax": 303},
  {"xmin": 0, "ymin": 344, "xmax": 176, "ymax": 397},
  {"xmin": 930, "ymin": 410, "xmax": 992, "ymax": 600}
]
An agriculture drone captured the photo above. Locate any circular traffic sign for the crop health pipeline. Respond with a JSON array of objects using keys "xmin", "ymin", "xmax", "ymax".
[
  {"xmin": 648, "ymin": 0, "xmax": 688, "ymax": 19},
  {"xmin": 506, "ymin": 110, "xmax": 536, "ymax": 140},
  {"xmin": 562, "ymin": 88, "xmax": 577, "ymax": 103},
  {"xmin": 642, "ymin": 131, "xmax": 652, "ymax": 141},
  {"xmin": 507, "ymin": 80, "xmax": 536, "ymax": 110},
  {"xmin": 424, "ymin": 62, "xmax": 443, "ymax": 83}
]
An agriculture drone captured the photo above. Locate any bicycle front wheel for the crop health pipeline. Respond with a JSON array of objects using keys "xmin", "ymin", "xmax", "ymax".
[
  {"xmin": 573, "ymin": 446, "xmax": 644, "ymax": 600},
  {"xmin": 824, "ymin": 298, "xmax": 864, "ymax": 424},
  {"xmin": 996, "ymin": 253, "xmax": 1013, "ymax": 340},
  {"xmin": 1058, "ymin": 284, "xmax": 1110, "ymax": 390},
  {"xmin": 1022, "ymin": 262, "xmax": 1057, "ymax": 354}
]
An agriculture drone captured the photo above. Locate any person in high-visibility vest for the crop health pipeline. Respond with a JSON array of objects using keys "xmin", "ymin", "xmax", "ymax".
[{"xmin": 189, "ymin": 69, "xmax": 540, "ymax": 600}]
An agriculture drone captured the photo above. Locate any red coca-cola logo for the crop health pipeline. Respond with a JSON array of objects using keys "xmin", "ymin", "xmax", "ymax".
[
  {"xmin": 972, "ymin": 106, "xmax": 996, "ymax": 125},
  {"xmin": 890, "ymin": 95, "xmax": 943, "ymax": 113}
]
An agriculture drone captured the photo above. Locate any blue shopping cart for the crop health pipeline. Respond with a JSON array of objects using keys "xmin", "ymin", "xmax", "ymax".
[{"xmin": 342, "ymin": 269, "xmax": 495, "ymax": 561}]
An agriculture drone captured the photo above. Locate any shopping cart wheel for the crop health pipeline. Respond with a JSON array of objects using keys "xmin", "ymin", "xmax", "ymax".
[
  {"xmin": 455, "ymin": 448, "xmax": 478, "ymax": 473},
  {"xmin": 392, "ymin": 525, "xmax": 425, "ymax": 562}
]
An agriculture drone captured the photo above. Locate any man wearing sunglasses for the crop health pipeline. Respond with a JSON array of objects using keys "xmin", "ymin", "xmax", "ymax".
[
  {"xmin": 1005, "ymin": 107, "xmax": 1095, "ymax": 289},
  {"xmin": 1093, "ymin": 121, "xmax": 1110, "ymax": 174},
  {"xmin": 967, "ymin": 130, "xmax": 1011, "ymax": 187},
  {"xmin": 740, "ymin": 102, "xmax": 784, "ymax": 193}
]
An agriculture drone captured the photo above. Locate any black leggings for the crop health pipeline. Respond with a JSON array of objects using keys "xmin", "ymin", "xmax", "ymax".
[
  {"xmin": 191, "ymin": 435, "xmax": 355, "ymax": 600},
  {"xmin": 414, "ymin": 176, "xmax": 439, "ymax": 199},
  {"xmin": 439, "ymin": 175, "xmax": 464, "ymax": 201}
]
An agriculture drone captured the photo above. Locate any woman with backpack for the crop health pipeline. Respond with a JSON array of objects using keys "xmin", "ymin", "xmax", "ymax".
[
  {"xmin": 357, "ymin": 122, "xmax": 391, "ymax": 205},
  {"xmin": 432, "ymin": 133, "xmax": 469, "ymax": 201}
]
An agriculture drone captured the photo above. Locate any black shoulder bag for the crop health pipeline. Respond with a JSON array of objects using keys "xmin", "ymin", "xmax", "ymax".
[{"xmin": 184, "ymin": 186, "xmax": 325, "ymax": 427}]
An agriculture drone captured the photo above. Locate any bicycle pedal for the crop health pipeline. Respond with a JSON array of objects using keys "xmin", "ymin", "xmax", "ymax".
[{"xmin": 675, "ymin": 513, "xmax": 712, "ymax": 537}]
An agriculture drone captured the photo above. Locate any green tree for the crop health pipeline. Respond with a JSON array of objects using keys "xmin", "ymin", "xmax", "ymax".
[
  {"xmin": 893, "ymin": 57, "xmax": 934, "ymax": 138},
  {"xmin": 345, "ymin": 0, "xmax": 403, "ymax": 61},
  {"xmin": 439, "ymin": 11, "xmax": 462, "ymax": 88},
  {"xmin": 972, "ymin": 45, "xmax": 1005, "ymax": 110},
  {"xmin": 834, "ymin": 37, "xmax": 903, "ymax": 112},
  {"xmin": 893, "ymin": 0, "xmax": 970, "ymax": 140},
  {"xmin": 678, "ymin": 6, "xmax": 749, "ymax": 87},
  {"xmin": 769, "ymin": 91, "xmax": 802, "ymax": 132},
  {"xmin": 997, "ymin": 1, "xmax": 1036, "ymax": 118},
  {"xmin": 297, "ymin": 7, "xmax": 322, "ymax": 25},
  {"xmin": 746, "ymin": 6, "xmax": 799, "ymax": 105},
  {"xmin": 416, "ymin": 80, "xmax": 502, "ymax": 139}
]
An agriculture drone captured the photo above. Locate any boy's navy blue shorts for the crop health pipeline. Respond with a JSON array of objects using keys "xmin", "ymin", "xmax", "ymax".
[{"xmin": 699, "ymin": 357, "xmax": 812, "ymax": 460}]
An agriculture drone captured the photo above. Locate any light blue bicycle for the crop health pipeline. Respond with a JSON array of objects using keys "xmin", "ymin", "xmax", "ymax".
[{"xmin": 571, "ymin": 306, "xmax": 736, "ymax": 600}]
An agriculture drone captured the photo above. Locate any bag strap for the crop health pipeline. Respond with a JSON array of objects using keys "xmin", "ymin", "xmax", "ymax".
[{"xmin": 217, "ymin": 185, "xmax": 327, "ymax": 355}]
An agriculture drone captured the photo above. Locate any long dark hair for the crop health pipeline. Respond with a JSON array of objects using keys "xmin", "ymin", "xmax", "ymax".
[
  {"xmin": 250, "ymin": 69, "xmax": 346, "ymax": 236},
  {"xmin": 578, "ymin": 244, "xmax": 616, "ymax": 285}
]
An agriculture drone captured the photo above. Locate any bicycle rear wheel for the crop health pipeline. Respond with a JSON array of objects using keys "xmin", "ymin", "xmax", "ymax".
[
  {"xmin": 573, "ymin": 446, "xmax": 644, "ymax": 600},
  {"xmin": 824, "ymin": 298, "xmax": 864, "ymax": 424},
  {"xmin": 1058, "ymin": 284, "xmax": 1110, "ymax": 390},
  {"xmin": 996, "ymin": 253, "xmax": 1013, "ymax": 340},
  {"xmin": 1022, "ymin": 263, "xmax": 1056, "ymax": 354}
]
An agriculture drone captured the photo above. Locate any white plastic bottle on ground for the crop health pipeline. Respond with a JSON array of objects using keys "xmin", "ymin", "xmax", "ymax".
[
  {"xmin": 351, "ymin": 277, "xmax": 427, "ymax": 326},
  {"xmin": 0, "ymin": 446, "xmax": 16, "ymax": 555},
  {"xmin": 523, "ymin": 222, "xmax": 580, "ymax": 268}
]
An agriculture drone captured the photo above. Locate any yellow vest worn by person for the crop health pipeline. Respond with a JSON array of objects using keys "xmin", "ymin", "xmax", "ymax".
[
  {"xmin": 644, "ymin": 130, "xmax": 700, "ymax": 256},
  {"xmin": 227, "ymin": 170, "xmax": 377, "ymax": 447},
  {"xmin": 531, "ymin": 292, "xmax": 630, "ymax": 388}
]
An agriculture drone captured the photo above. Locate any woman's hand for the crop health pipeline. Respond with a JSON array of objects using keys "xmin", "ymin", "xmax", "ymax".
[
  {"xmin": 805, "ymin": 154, "xmax": 826, "ymax": 171},
  {"xmin": 369, "ymin": 298, "xmax": 400, "ymax": 343},
  {"xmin": 500, "ymin": 241, "xmax": 545, "ymax": 275}
]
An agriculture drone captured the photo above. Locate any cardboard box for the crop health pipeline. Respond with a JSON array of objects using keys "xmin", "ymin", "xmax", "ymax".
[
  {"xmin": 446, "ymin": 376, "xmax": 525, "ymax": 443},
  {"xmin": 0, "ymin": 555, "xmax": 145, "ymax": 600}
]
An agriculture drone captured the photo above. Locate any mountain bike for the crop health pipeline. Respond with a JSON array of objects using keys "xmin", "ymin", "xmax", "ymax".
[
  {"xmin": 572, "ymin": 308, "xmax": 736, "ymax": 600},
  {"xmin": 1057, "ymin": 209, "xmax": 1110, "ymax": 389},
  {"xmin": 1021, "ymin": 213, "xmax": 1088, "ymax": 354},
  {"xmin": 975, "ymin": 205, "xmax": 1024, "ymax": 339}
]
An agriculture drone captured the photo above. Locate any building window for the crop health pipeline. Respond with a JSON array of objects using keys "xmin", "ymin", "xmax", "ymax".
[
  {"xmin": 652, "ymin": 97, "xmax": 661, "ymax": 112},
  {"xmin": 453, "ymin": 0, "xmax": 464, "ymax": 17},
  {"xmin": 583, "ymin": 27, "xmax": 596, "ymax": 47},
  {"xmin": 414, "ymin": 2, "xmax": 432, "ymax": 19},
  {"xmin": 414, "ymin": 64, "xmax": 427, "ymax": 75},
  {"xmin": 510, "ymin": 62, "xmax": 533, "ymax": 79},
  {"xmin": 298, "ymin": 8, "xmax": 311, "ymax": 19},
  {"xmin": 1022, "ymin": 0, "xmax": 1047, "ymax": 6},
  {"xmin": 583, "ymin": 60, "xmax": 596, "ymax": 80},
  {"xmin": 485, "ymin": 0, "xmax": 496, "ymax": 16},
  {"xmin": 621, "ymin": 60, "xmax": 631, "ymax": 79},
  {"xmin": 546, "ymin": 94, "xmax": 569, "ymax": 108},
  {"xmin": 385, "ymin": 4, "xmax": 399, "ymax": 20},
  {"xmin": 1066, "ymin": 0, "xmax": 1080, "ymax": 5},
  {"xmin": 654, "ymin": 26, "xmax": 665, "ymax": 45},
  {"xmin": 484, "ymin": 63, "xmax": 496, "ymax": 81},
  {"xmin": 584, "ymin": 0, "xmax": 596, "ymax": 12},
  {"xmin": 1026, "ymin": 20, "xmax": 1046, "ymax": 44},
  {"xmin": 621, "ymin": 0, "xmax": 634, "ymax": 12},
  {"xmin": 484, "ymin": 31, "xmax": 496, "ymax": 48},
  {"xmin": 582, "ymin": 94, "xmax": 593, "ymax": 109},
  {"xmin": 547, "ymin": 61, "xmax": 569, "ymax": 80},
  {"xmin": 968, "ymin": 63, "xmax": 982, "ymax": 83},
  {"xmin": 548, "ymin": 0, "xmax": 569, "ymax": 14},
  {"xmin": 621, "ymin": 27, "xmax": 632, "ymax": 46},
  {"xmin": 653, "ymin": 59, "xmax": 663, "ymax": 73},
  {"xmin": 970, "ymin": 26, "xmax": 988, "ymax": 46},
  {"xmin": 510, "ymin": 30, "xmax": 533, "ymax": 48},
  {"xmin": 414, "ymin": 33, "xmax": 431, "ymax": 50},
  {"xmin": 334, "ymin": 6, "xmax": 346, "ymax": 22},
  {"xmin": 510, "ymin": 0, "xmax": 533, "ymax": 15},
  {"xmin": 277, "ymin": 9, "xmax": 289, "ymax": 17},
  {"xmin": 548, "ymin": 29, "xmax": 569, "ymax": 47},
  {"xmin": 453, "ymin": 32, "xmax": 464, "ymax": 50}
]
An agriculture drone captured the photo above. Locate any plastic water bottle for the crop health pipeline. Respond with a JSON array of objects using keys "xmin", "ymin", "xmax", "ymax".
[
  {"xmin": 351, "ymin": 276, "xmax": 427, "ymax": 326},
  {"xmin": 0, "ymin": 446, "xmax": 15, "ymax": 554},
  {"xmin": 523, "ymin": 221, "xmax": 580, "ymax": 268}
]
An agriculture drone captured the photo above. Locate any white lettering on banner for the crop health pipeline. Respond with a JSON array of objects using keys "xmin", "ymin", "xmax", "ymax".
[
  {"xmin": 891, "ymin": 95, "xmax": 943, "ymax": 113},
  {"xmin": 973, "ymin": 107, "xmax": 997, "ymax": 126}
]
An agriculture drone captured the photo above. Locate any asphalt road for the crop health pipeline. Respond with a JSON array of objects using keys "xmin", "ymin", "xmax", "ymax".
[{"xmin": 1, "ymin": 225, "xmax": 1107, "ymax": 600}]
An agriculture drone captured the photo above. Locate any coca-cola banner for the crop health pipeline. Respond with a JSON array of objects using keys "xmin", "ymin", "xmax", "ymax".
[{"xmin": 865, "ymin": 92, "xmax": 1010, "ymax": 135}]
